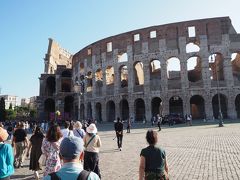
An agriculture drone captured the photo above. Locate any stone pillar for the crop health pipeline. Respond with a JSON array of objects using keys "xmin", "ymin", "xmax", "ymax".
[
  {"xmin": 162, "ymin": 96, "xmax": 169, "ymax": 116},
  {"xmin": 91, "ymin": 101, "xmax": 95, "ymax": 120},
  {"xmin": 113, "ymin": 49, "xmax": 120, "ymax": 95},
  {"xmin": 224, "ymin": 55, "xmax": 234, "ymax": 87},
  {"xmin": 144, "ymin": 96, "xmax": 151, "ymax": 122},
  {"xmin": 101, "ymin": 52, "xmax": 106, "ymax": 97},
  {"xmin": 227, "ymin": 91, "xmax": 237, "ymax": 119},
  {"xmin": 180, "ymin": 55, "xmax": 189, "ymax": 89},
  {"xmin": 160, "ymin": 60, "xmax": 168, "ymax": 92},
  {"xmin": 201, "ymin": 57, "xmax": 211, "ymax": 89},
  {"xmin": 128, "ymin": 98, "xmax": 135, "ymax": 121},
  {"xmin": 127, "ymin": 45, "xmax": 134, "ymax": 93},
  {"xmin": 205, "ymin": 92, "xmax": 213, "ymax": 120}
]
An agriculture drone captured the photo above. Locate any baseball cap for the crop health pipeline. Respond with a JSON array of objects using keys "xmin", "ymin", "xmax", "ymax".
[{"xmin": 60, "ymin": 136, "xmax": 84, "ymax": 160}]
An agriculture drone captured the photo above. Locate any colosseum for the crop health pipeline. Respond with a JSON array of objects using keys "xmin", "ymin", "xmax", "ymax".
[{"xmin": 37, "ymin": 16, "xmax": 240, "ymax": 123}]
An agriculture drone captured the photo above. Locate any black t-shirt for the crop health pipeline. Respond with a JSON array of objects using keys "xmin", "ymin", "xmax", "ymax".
[
  {"xmin": 114, "ymin": 122, "xmax": 123, "ymax": 132},
  {"xmin": 13, "ymin": 129, "xmax": 27, "ymax": 143},
  {"xmin": 140, "ymin": 145, "xmax": 166, "ymax": 173}
]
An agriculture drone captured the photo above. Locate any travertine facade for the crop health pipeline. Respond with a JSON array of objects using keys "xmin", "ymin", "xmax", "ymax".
[{"xmin": 38, "ymin": 17, "xmax": 240, "ymax": 122}]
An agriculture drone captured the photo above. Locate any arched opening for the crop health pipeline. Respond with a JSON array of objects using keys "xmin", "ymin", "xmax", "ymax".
[
  {"xmin": 106, "ymin": 66, "xmax": 114, "ymax": 85},
  {"xmin": 186, "ymin": 42, "xmax": 200, "ymax": 53},
  {"xmin": 61, "ymin": 81, "xmax": 71, "ymax": 92},
  {"xmin": 44, "ymin": 98, "xmax": 55, "ymax": 121},
  {"xmin": 135, "ymin": 98, "xmax": 145, "ymax": 122},
  {"xmin": 187, "ymin": 56, "xmax": 202, "ymax": 82},
  {"xmin": 212, "ymin": 94, "xmax": 228, "ymax": 119},
  {"xmin": 95, "ymin": 102, "xmax": 102, "ymax": 122},
  {"xmin": 167, "ymin": 57, "xmax": 181, "ymax": 89},
  {"xmin": 119, "ymin": 65, "xmax": 128, "ymax": 88},
  {"xmin": 190, "ymin": 95, "xmax": 205, "ymax": 119},
  {"xmin": 134, "ymin": 62, "xmax": 144, "ymax": 85},
  {"xmin": 169, "ymin": 96, "xmax": 183, "ymax": 115},
  {"xmin": 86, "ymin": 71, "xmax": 93, "ymax": 92},
  {"xmin": 119, "ymin": 99, "xmax": 129, "ymax": 121},
  {"xmin": 151, "ymin": 97, "xmax": 162, "ymax": 117},
  {"xmin": 231, "ymin": 52, "xmax": 240, "ymax": 83},
  {"xmin": 95, "ymin": 69, "xmax": 103, "ymax": 96},
  {"xmin": 209, "ymin": 53, "xmax": 224, "ymax": 81},
  {"xmin": 80, "ymin": 63, "xmax": 84, "ymax": 74},
  {"xmin": 150, "ymin": 59, "xmax": 161, "ymax": 79},
  {"xmin": 87, "ymin": 102, "xmax": 92, "ymax": 119},
  {"xmin": 235, "ymin": 94, "xmax": 240, "ymax": 118},
  {"xmin": 62, "ymin": 70, "xmax": 72, "ymax": 77},
  {"xmin": 118, "ymin": 52, "xmax": 128, "ymax": 63},
  {"xmin": 64, "ymin": 96, "xmax": 74, "ymax": 121},
  {"xmin": 106, "ymin": 101, "xmax": 115, "ymax": 122},
  {"xmin": 45, "ymin": 76, "xmax": 55, "ymax": 96}
]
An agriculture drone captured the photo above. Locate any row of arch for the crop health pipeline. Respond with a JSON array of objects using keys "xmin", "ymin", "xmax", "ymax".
[
  {"xmin": 74, "ymin": 52, "xmax": 240, "ymax": 91},
  {"xmin": 43, "ymin": 94, "xmax": 240, "ymax": 121}
]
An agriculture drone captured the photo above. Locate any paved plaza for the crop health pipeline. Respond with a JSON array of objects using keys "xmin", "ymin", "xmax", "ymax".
[{"xmin": 12, "ymin": 121, "xmax": 240, "ymax": 180}]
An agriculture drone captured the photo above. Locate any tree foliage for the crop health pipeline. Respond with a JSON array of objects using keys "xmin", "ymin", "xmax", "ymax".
[{"xmin": 0, "ymin": 97, "xmax": 6, "ymax": 121}]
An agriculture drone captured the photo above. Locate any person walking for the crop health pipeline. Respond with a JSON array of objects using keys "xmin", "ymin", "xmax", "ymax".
[
  {"xmin": 12, "ymin": 121, "xmax": 28, "ymax": 168},
  {"xmin": 126, "ymin": 117, "xmax": 131, "ymax": 133},
  {"xmin": 0, "ymin": 127, "xmax": 14, "ymax": 180},
  {"xmin": 139, "ymin": 130, "xmax": 169, "ymax": 180},
  {"xmin": 157, "ymin": 114, "xmax": 162, "ymax": 131},
  {"xmin": 83, "ymin": 123, "xmax": 102, "ymax": 179},
  {"xmin": 73, "ymin": 121, "xmax": 85, "ymax": 139},
  {"xmin": 26, "ymin": 126, "xmax": 45, "ymax": 180},
  {"xmin": 114, "ymin": 117, "xmax": 123, "ymax": 151},
  {"xmin": 43, "ymin": 136, "xmax": 100, "ymax": 180},
  {"xmin": 41, "ymin": 124, "xmax": 63, "ymax": 177}
]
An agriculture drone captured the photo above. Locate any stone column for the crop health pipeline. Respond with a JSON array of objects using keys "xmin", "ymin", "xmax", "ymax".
[
  {"xmin": 223, "ymin": 55, "xmax": 234, "ymax": 87},
  {"xmin": 205, "ymin": 92, "xmax": 213, "ymax": 120},
  {"xmin": 227, "ymin": 91, "xmax": 237, "ymax": 119},
  {"xmin": 127, "ymin": 45, "xmax": 134, "ymax": 94}
]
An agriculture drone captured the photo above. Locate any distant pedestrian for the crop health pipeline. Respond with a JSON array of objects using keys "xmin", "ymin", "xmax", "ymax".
[
  {"xmin": 83, "ymin": 123, "xmax": 102, "ymax": 178},
  {"xmin": 126, "ymin": 118, "xmax": 131, "ymax": 133},
  {"xmin": 26, "ymin": 126, "xmax": 45, "ymax": 180},
  {"xmin": 139, "ymin": 130, "xmax": 169, "ymax": 180},
  {"xmin": 114, "ymin": 117, "xmax": 123, "ymax": 151},
  {"xmin": 157, "ymin": 114, "xmax": 162, "ymax": 131},
  {"xmin": 0, "ymin": 127, "xmax": 14, "ymax": 180}
]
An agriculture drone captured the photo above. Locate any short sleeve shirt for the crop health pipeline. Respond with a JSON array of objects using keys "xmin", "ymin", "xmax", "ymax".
[{"xmin": 140, "ymin": 145, "xmax": 166, "ymax": 173}]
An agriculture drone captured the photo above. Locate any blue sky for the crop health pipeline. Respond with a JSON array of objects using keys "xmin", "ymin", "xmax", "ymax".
[{"xmin": 0, "ymin": 0, "xmax": 239, "ymax": 99}]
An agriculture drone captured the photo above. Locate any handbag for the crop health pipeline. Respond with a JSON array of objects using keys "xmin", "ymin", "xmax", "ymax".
[{"xmin": 38, "ymin": 154, "xmax": 47, "ymax": 166}]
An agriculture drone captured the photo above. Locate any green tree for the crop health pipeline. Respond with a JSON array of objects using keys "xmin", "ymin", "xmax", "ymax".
[
  {"xmin": 0, "ymin": 97, "xmax": 6, "ymax": 121},
  {"xmin": 6, "ymin": 109, "xmax": 16, "ymax": 120}
]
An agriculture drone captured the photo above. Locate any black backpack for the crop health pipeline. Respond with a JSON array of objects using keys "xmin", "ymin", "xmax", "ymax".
[{"xmin": 49, "ymin": 170, "xmax": 90, "ymax": 180}]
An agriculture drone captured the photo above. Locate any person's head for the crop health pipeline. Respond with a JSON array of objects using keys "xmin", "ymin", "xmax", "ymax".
[
  {"xmin": 86, "ymin": 123, "xmax": 97, "ymax": 135},
  {"xmin": 17, "ymin": 121, "xmax": 24, "ymax": 129},
  {"xmin": 117, "ymin": 117, "xmax": 120, "ymax": 122},
  {"xmin": 69, "ymin": 121, "xmax": 74, "ymax": 131},
  {"xmin": 0, "ymin": 127, "xmax": 8, "ymax": 142},
  {"xmin": 33, "ymin": 126, "xmax": 44, "ymax": 137},
  {"xmin": 146, "ymin": 129, "xmax": 158, "ymax": 145},
  {"xmin": 46, "ymin": 124, "xmax": 62, "ymax": 142},
  {"xmin": 64, "ymin": 121, "xmax": 70, "ymax": 129},
  {"xmin": 60, "ymin": 136, "xmax": 84, "ymax": 162},
  {"xmin": 74, "ymin": 121, "xmax": 82, "ymax": 129}
]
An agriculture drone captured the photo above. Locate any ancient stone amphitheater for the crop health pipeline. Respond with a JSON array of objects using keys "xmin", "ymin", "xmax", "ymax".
[{"xmin": 38, "ymin": 16, "xmax": 240, "ymax": 122}]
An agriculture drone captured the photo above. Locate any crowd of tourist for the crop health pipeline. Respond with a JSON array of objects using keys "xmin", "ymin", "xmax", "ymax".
[{"xmin": 0, "ymin": 118, "xmax": 169, "ymax": 180}]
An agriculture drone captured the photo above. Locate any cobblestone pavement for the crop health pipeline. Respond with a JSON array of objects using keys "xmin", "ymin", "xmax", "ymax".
[{"xmin": 12, "ymin": 121, "xmax": 240, "ymax": 180}]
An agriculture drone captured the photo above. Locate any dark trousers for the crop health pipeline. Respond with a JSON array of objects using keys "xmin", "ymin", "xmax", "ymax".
[
  {"xmin": 127, "ymin": 125, "xmax": 130, "ymax": 133},
  {"xmin": 158, "ymin": 122, "xmax": 161, "ymax": 131},
  {"xmin": 116, "ymin": 134, "xmax": 123, "ymax": 148},
  {"xmin": 84, "ymin": 151, "xmax": 101, "ymax": 178}
]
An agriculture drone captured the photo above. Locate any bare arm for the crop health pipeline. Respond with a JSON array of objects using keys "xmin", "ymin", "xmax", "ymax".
[
  {"xmin": 139, "ymin": 156, "xmax": 145, "ymax": 180},
  {"xmin": 165, "ymin": 156, "xmax": 169, "ymax": 173}
]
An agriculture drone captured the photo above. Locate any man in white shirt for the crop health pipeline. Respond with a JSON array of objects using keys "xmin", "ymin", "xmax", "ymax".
[{"xmin": 61, "ymin": 121, "xmax": 71, "ymax": 138}]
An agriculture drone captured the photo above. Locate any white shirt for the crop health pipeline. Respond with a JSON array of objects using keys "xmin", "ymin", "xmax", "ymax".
[{"xmin": 61, "ymin": 129, "xmax": 74, "ymax": 138}]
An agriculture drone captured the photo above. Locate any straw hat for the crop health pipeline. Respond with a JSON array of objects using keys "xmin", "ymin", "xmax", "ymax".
[
  {"xmin": 86, "ymin": 123, "xmax": 97, "ymax": 134},
  {"xmin": 0, "ymin": 127, "xmax": 8, "ymax": 142}
]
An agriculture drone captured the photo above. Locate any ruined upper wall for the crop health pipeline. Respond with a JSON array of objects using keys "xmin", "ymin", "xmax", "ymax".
[
  {"xmin": 44, "ymin": 38, "xmax": 73, "ymax": 74},
  {"xmin": 73, "ymin": 16, "xmax": 240, "ymax": 65}
]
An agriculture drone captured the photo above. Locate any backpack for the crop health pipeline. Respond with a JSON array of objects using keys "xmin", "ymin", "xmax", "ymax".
[{"xmin": 49, "ymin": 170, "xmax": 90, "ymax": 180}]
